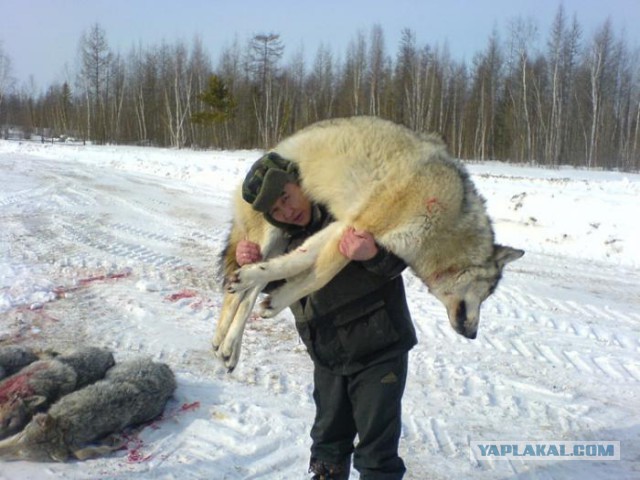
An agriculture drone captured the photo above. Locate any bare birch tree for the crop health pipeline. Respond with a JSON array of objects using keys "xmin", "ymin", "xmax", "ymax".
[
  {"xmin": 307, "ymin": 43, "xmax": 336, "ymax": 122},
  {"xmin": 249, "ymin": 33, "xmax": 284, "ymax": 148},
  {"xmin": 343, "ymin": 31, "xmax": 367, "ymax": 115},
  {"xmin": 0, "ymin": 42, "xmax": 14, "ymax": 115},
  {"xmin": 367, "ymin": 24, "xmax": 386, "ymax": 116},
  {"xmin": 470, "ymin": 31, "xmax": 503, "ymax": 160},
  {"xmin": 586, "ymin": 19, "xmax": 615, "ymax": 167},
  {"xmin": 79, "ymin": 23, "xmax": 112, "ymax": 143},
  {"xmin": 396, "ymin": 29, "xmax": 426, "ymax": 131}
]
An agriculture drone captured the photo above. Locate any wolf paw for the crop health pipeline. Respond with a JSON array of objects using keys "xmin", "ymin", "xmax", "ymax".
[
  {"xmin": 226, "ymin": 264, "xmax": 263, "ymax": 293},
  {"xmin": 258, "ymin": 296, "xmax": 281, "ymax": 318},
  {"xmin": 219, "ymin": 335, "xmax": 242, "ymax": 372}
]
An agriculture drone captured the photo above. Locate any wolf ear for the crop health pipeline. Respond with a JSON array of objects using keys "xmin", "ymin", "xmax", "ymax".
[
  {"xmin": 24, "ymin": 396, "xmax": 47, "ymax": 411},
  {"xmin": 493, "ymin": 245, "xmax": 524, "ymax": 269},
  {"xmin": 33, "ymin": 412, "xmax": 54, "ymax": 429}
]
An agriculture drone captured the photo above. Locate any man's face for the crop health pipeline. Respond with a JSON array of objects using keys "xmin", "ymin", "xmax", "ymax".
[{"xmin": 269, "ymin": 183, "xmax": 312, "ymax": 226}]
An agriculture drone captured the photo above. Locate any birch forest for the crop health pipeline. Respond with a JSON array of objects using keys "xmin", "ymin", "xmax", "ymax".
[{"xmin": 1, "ymin": 7, "xmax": 639, "ymax": 170}]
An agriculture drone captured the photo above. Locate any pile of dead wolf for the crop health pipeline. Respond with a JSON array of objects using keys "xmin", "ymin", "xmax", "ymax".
[{"xmin": 0, "ymin": 344, "xmax": 176, "ymax": 462}]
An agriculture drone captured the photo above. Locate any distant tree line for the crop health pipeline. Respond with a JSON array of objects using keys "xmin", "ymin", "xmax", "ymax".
[{"xmin": 0, "ymin": 6, "xmax": 639, "ymax": 171}]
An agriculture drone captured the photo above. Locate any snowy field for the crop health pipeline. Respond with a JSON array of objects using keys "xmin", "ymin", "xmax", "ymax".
[{"xmin": 0, "ymin": 139, "xmax": 639, "ymax": 480}]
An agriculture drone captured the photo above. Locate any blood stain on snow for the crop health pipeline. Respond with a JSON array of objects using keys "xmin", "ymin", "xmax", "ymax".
[
  {"xmin": 53, "ymin": 271, "xmax": 132, "ymax": 299},
  {"xmin": 127, "ymin": 447, "xmax": 152, "ymax": 463},
  {"xmin": 119, "ymin": 433, "xmax": 152, "ymax": 463},
  {"xmin": 165, "ymin": 290, "xmax": 198, "ymax": 302},
  {"xmin": 180, "ymin": 401, "xmax": 201, "ymax": 412},
  {"xmin": 78, "ymin": 272, "xmax": 131, "ymax": 287}
]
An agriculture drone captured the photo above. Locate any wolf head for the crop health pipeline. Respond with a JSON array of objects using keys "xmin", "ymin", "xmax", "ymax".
[
  {"xmin": 0, "ymin": 395, "xmax": 47, "ymax": 440},
  {"xmin": 0, "ymin": 412, "xmax": 69, "ymax": 462},
  {"xmin": 426, "ymin": 245, "xmax": 524, "ymax": 339},
  {"xmin": 0, "ymin": 409, "xmax": 127, "ymax": 462}
]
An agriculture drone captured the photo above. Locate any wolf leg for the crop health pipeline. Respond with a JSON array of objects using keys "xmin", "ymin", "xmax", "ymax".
[
  {"xmin": 260, "ymin": 230, "xmax": 349, "ymax": 317},
  {"xmin": 219, "ymin": 284, "xmax": 265, "ymax": 371},
  {"xmin": 211, "ymin": 290, "xmax": 244, "ymax": 353},
  {"xmin": 227, "ymin": 222, "xmax": 344, "ymax": 293},
  {"xmin": 215, "ymin": 227, "xmax": 287, "ymax": 369},
  {"xmin": 73, "ymin": 443, "xmax": 122, "ymax": 461}
]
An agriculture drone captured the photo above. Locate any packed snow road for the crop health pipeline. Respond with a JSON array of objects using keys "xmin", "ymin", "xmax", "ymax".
[{"xmin": 0, "ymin": 142, "xmax": 639, "ymax": 479}]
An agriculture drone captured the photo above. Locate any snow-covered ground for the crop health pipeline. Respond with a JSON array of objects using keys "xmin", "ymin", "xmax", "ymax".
[{"xmin": 0, "ymin": 139, "xmax": 638, "ymax": 480}]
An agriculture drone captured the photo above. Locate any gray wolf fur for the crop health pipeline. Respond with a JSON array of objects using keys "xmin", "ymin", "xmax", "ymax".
[
  {"xmin": 0, "ymin": 346, "xmax": 39, "ymax": 380},
  {"xmin": 0, "ymin": 358, "xmax": 176, "ymax": 462},
  {"xmin": 56, "ymin": 347, "xmax": 115, "ymax": 389},
  {"xmin": 0, "ymin": 347, "xmax": 115, "ymax": 439},
  {"xmin": 213, "ymin": 116, "xmax": 524, "ymax": 371}
]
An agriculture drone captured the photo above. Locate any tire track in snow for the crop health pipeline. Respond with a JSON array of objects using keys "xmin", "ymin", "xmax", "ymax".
[
  {"xmin": 404, "ymin": 273, "xmax": 638, "ymax": 478},
  {"xmin": 61, "ymin": 223, "xmax": 190, "ymax": 268},
  {"xmin": 479, "ymin": 282, "xmax": 640, "ymax": 389}
]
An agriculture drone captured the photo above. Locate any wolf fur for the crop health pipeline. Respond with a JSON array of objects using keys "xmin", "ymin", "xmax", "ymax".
[
  {"xmin": 0, "ymin": 358, "xmax": 176, "ymax": 462},
  {"xmin": 57, "ymin": 347, "xmax": 115, "ymax": 389},
  {"xmin": 214, "ymin": 116, "xmax": 524, "ymax": 370},
  {"xmin": 0, "ymin": 346, "xmax": 39, "ymax": 380},
  {"xmin": 0, "ymin": 347, "xmax": 114, "ymax": 439},
  {"xmin": 0, "ymin": 360, "xmax": 77, "ymax": 440}
]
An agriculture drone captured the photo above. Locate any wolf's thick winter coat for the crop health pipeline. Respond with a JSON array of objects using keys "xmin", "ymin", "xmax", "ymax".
[
  {"xmin": 57, "ymin": 347, "xmax": 115, "ymax": 388},
  {"xmin": 0, "ymin": 360, "xmax": 77, "ymax": 440},
  {"xmin": 214, "ymin": 116, "xmax": 523, "ymax": 370},
  {"xmin": 0, "ymin": 347, "xmax": 114, "ymax": 439},
  {"xmin": 0, "ymin": 359, "xmax": 176, "ymax": 462},
  {"xmin": 0, "ymin": 346, "xmax": 39, "ymax": 380}
]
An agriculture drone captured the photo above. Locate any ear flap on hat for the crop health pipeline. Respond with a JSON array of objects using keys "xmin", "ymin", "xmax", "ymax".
[{"xmin": 251, "ymin": 168, "xmax": 291, "ymax": 213}]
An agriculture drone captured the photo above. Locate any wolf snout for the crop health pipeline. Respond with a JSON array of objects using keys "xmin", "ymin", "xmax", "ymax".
[
  {"xmin": 453, "ymin": 301, "xmax": 478, "ymax": 340},
  {"xmin": 453, "ymin": 323, "xmax": 478, "ymax": 340},
  {"xmin": 462, "ymin": 329, "xmax": 477, "ymax": 340}
]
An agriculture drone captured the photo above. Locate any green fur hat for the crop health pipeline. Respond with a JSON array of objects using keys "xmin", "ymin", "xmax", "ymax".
[{"xmin": 242, "ymin": 152, "xmax": 299, "ymax": 213}]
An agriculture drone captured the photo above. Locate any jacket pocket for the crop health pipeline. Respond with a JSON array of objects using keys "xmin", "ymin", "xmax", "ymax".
[{"xmin": 334, "ymin": 300, "xmax": 400, "ymax": 362}]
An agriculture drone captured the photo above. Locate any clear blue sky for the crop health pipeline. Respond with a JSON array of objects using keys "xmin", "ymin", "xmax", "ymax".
[{"xmin": 1, "ymin": 0, "xmax": 639, "ymax": 88}]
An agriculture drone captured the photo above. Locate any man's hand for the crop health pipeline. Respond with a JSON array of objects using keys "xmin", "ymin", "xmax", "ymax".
[
  {"xmin": 339, "ymin": 227, "xmax": 378, "ymax": 261},
  {"xmin": 236, "ymin": 240, "xmax": 263, "ymax": 266}
]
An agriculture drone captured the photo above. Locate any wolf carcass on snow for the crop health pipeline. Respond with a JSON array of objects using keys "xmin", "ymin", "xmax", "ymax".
[
  {"xmin": 0, "ymin": 347, "xmax": 115, "ymax": 439},
  {"xmin": 0, "ymin": 358, "xmax": 176, "ymax": 462},
  {"xmin": 0, "ymin": 345, "xmax": 40, "ymax": 380}
]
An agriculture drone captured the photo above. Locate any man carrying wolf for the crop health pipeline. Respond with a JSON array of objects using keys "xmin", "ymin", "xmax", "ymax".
[{"xmin": 238, "ymin": 153, "xmax": 417, "ymax": 480}]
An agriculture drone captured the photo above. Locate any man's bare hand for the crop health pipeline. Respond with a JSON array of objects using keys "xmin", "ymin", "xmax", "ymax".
[
  {"xmin": 339, "ymin": 227, "xmax": 378, "ymax": 261},
  {"xmin": 236, "ymin": 240, "xmax": 263, "ymax": 266}
]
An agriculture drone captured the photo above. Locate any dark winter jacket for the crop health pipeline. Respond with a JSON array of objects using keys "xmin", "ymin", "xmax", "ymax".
[{"xmin": 280, "ymin": 204, "xmax": 417, "ymax": 375}]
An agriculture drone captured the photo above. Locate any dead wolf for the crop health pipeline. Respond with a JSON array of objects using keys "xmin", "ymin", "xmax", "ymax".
[
  {"xmin": 0, "ymin": 347, "xmax": 115, "ymax": 439},
  {"xmin": 213, "ymin": 116, "xmax": 524, "ymax": 370},
  {"xmin": 0, "ymin": 346, "xmax": 39, "ymax": 380},
  {"xmin": 0, "ymin": 358, "xmax": 176, "ymax": 462}
]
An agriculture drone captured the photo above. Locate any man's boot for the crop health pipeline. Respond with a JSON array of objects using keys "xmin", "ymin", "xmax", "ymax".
[{"xmin": 309, "ymin": 457, "xmax": 351, "ymax": 480}]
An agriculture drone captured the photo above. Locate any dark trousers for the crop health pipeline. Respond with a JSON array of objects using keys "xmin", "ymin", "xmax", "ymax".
[{"xmin": 310, "ymin": 353, "xmax": 408, "ymax": 479}]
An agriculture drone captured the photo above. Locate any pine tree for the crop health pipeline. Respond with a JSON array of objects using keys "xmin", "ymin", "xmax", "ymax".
[{"xmin": 191, "ymin": 74, "xmax": 235, "ymax": 124}]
